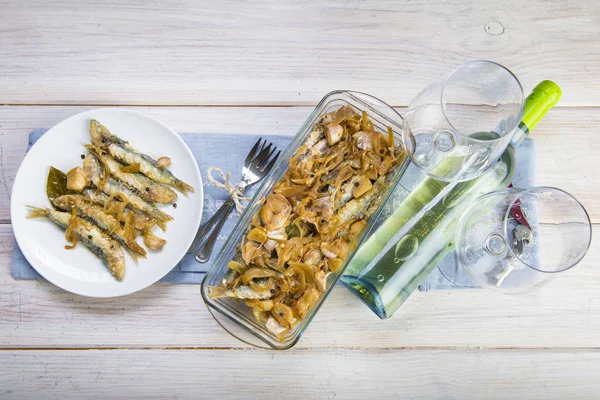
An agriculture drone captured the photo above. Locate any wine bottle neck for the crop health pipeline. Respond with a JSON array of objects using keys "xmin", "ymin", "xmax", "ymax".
[
  {"xmin": 510, "ymin": 80, "xmax": 561, "ymax": 148},
  {"xmin": 510, "ymin": 122, "xmax": 529, "ymax": 148}
]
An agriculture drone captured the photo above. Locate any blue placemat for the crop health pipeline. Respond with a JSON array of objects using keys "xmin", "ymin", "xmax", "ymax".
[
  {"xmin": 12, "ymin": 130, "xmax": 292, "ymax": 283},
  {"xmin": 12, "ymin": 129, "xmax": 534, "ymax": 290}
]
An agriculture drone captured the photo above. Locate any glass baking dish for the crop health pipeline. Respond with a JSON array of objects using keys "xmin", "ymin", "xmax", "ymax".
[{"xmin": 200, "ymin": 90, "xmax": 410, "ymax": 350}]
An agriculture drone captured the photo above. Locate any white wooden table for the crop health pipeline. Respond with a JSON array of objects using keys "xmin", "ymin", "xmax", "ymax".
[{"xmin": 1, "ymin": 1, "xmax": 599, "ymax": 398}]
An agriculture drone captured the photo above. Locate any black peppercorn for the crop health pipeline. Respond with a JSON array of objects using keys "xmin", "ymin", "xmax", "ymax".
[
  {"xmin": 88, "ymin": 235, "xmax": 92, "ymax": 240},
  {"xmin": 354, "ymin": 182, "xmax": 359, "ymax": 187},
  {"xmin": 173, "ymin": 203, "xmax": 177, "ymax": 208},
  {"xmin": 145, "ymin": 187, "xmax": 150, "ymax": 191},
  {"xmin": 80, "ymin": 154, "xmax": 85, "ymax": 159}
]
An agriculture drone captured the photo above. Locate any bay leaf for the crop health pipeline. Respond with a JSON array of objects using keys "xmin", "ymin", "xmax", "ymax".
[{"xmin": 46, "ymin": 166, "xmax": 75, "ymax": 209}]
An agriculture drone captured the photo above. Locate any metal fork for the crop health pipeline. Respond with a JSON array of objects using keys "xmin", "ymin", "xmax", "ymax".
[{"xmin": 187, "ymin": 138, "xmax": 280, "ymax": 263}]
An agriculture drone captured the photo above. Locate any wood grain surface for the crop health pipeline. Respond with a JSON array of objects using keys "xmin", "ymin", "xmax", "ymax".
[
  {"xmin": 0, "ymin": 1, "xmax": 598, "ymax": 106},
  {"xmin": 2, "ymin": 349, "xmax": 600, "ymax": 399},
  {"xmin": 1, "ymin": 0, "xmax": 599, "ymax": 398},
  {"xmin": 2, "ymin": 106, "xmax": 600, "ymax": 223},
  {"xmin": 1, "ymin": 223, "xmax": 599, "ymax": 350}
]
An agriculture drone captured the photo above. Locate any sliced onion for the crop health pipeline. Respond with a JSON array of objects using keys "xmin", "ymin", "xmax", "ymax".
[
  {"xmin": 327, "ymin": 257, "xmax": 344, "ymax": 272},
  {"xmin": 251, "ymin": 308, "xmax": 269, "ymax": 324},
  {"xmin": 272, "ymin": 302, "xmax": 295, "ymax": 327},
  {"xmin": 285, "ymin": 267, "xmax": 306, "ymax": 299},
  {"xmin": 120, "ymin": 163, "xmax": 140, "ymax": 173},
  {"xmin": 360, "ymin": 110, "xmax": 374, "ymax": 131},
  {"xmin": 315, "ymin": 271, "xmax": 328, "ymax": 292},
  {"xmin": 241, "ymin": 241, "xmax": 259, "ymax": 265},
  {"xmin": 143, "ymin": 229, "xmax": 167, "ymax": 250},
  {"xmin": 246, "ymin": 299, "xmax": 274, "ymax": 311},
  {"xmin": 240, "ymin": 267, "xmax": 279, "ymax": 284},
  {"xmin": 292, "ymin": 286, "xmax": 320, "ymax": 318},
  {"xmin": 287, "ymin": 262, "xmax": 314, "ymax": 284},
  {"xmin": 274, "ymin": 184, "xmax": 306, "ymax": 198},
  {"xmin": 64, "ymin": 206, "xmax": 79, "ymax": 250},
  {"xmin": 212, "ymin": 105, "xmax": 407, "ymax": 337},
  {"xmin": 227, "ymin": 261, "xmax": 246, "ymax": 274},
  {"xmin": 87, "ymin": 145, "xmax": 112, "ymax": 193},
  {"xmin": 123, "ymin": 212, "xmax": 136, "ymax": 245},
  {"xmin": 249, "ymin": 278, "xmax": 274, "ymax": 293},
  {"xmin": 247, "ymin": 227, "xmax": 268, "ymax": 243}
]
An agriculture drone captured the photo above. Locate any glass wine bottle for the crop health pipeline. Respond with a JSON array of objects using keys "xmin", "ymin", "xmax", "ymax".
[{"xmin": 341, "ymin": 81, "xmax": 562, "ymax": 319}]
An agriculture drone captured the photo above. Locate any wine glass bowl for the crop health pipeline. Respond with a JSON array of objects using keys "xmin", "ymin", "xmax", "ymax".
[
  {"xmin": 456, "ymin": 187, "xmax": 592, "ymax": 293},
  {"xmin": 403, "ymin": 60, "xmax": 525, "ymax": 182}
]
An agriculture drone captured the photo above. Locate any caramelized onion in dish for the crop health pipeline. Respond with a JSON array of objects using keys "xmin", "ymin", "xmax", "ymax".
[{"xmin": 208, "ymin": 106, "xmax": 407, "ymax": 340}]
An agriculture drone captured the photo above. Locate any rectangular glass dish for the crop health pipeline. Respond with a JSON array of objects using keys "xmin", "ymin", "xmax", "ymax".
[{"xmin": 200, "ymin": 90, "xmax": 410, "ymax": 349}]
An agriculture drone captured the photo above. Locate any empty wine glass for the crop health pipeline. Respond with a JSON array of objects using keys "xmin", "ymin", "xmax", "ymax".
[
  {"xmin": 455, "ymin": 187, "xmax": 592, "ymax": 293},
  {"xmin": 403, "ymin": 60, "xmax": 524, "ymax": 182}
]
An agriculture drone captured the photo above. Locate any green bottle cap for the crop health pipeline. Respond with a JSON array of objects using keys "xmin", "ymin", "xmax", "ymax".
[{"xmin": 521, "ymin": 80, "xmax": 562, "ymax": 132}]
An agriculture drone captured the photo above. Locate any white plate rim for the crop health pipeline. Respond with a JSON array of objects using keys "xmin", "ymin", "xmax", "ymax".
[{"xmin": 10, "ymin": 108, "xmax": 203, "ymax": 297}]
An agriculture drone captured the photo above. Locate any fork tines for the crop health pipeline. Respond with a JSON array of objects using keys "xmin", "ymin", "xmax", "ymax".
[{"xmin": 249, "ymin": 138, "xmax": 280, "ymax": 172}]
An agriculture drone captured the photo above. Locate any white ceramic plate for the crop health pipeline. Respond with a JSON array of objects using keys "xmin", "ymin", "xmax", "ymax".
[{"xmin": 11, "ymin": 109, "xmax": 203, "ymax": 297}]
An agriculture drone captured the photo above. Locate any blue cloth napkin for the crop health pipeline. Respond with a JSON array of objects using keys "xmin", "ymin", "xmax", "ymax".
[
  {"xmin": 12, "ymin": 130, "xmax": 292, "ymax": 283},
  {"xmin": 12, "ymin": 129, "xmax": 534, "ymax": 290}
]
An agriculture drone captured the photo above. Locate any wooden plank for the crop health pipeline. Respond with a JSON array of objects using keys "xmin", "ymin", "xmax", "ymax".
[
  {"xmin": 2, "ymin": 106, "xmax": 600, "ymax": 222},
  {"xmin": 0, "ymin": 0, "xmax": 598, "ymax": 106},
  {"xmin": 1, "ymin": 349, "xmax": 599, "ymax": 399},
  {"xmin": 1, "ymin": 223, "xmax": 600, "ymax": 349},
  {"xmin": 0, "ymin": 105, "xmax": 311, "ymax": 223}
]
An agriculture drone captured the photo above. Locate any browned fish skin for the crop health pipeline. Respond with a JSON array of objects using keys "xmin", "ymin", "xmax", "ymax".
[
  {"xmin": 26, "ymin": 207, "xmax": 126, "ymax": 281},
  {"xmin": 81, "ymin": 188, "xmax": 157, "ymax": 232},
  {"xmin": 89, "ymin": 119, "xmax": 194, "ymax": 194},
  {"xmin": 53, "ymin": 195, "xmax": 147, "ymax": 261},
  {"xmin": 85, "ymin": 144, "xmax": 177, "ymax": 204},
  {"xmin": 83, "ymin": 154, "xmax": 173, "ymax": 231}
]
